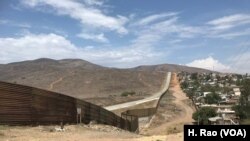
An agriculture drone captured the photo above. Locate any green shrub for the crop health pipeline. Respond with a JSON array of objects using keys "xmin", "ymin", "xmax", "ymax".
[
  {"xmin": 121, "ymin": 91, "xmax": 136, "ymax": 97},
  {"xmin": 192, "ymin": 107, "xmax": 217, "ymax": 125}
]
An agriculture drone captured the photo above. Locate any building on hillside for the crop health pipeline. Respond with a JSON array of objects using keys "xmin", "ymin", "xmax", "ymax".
[
  {"xmin": 203, "ymin": 92, "xmax": 212, "ymax": 97},
  {"xmin": 208, "ymin": 117, "xmax": 238, "ymax": 125},
  {"xmin": 217, "ymin": 108, "xmax": 235, "ymax": 118},
  {"xmin": 233, "ymin": 88, "xmax": 241, "ymax": 96},
  {"xmin": 218, "ymin": 83, "xmax": 224, "ymax": 87},
  {"xmin": 208, "ymin": 116, "xmax": 222, "ymax": 125}
]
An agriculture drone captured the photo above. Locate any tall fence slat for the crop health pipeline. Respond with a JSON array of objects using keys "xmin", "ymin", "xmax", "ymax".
[{"xmin": 0, "ymin": 81, "xmax": 138, "ymax": 132}]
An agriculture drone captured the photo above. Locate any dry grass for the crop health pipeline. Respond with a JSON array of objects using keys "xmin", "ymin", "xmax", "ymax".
[
  {"xmin": 0, "ymin": 59, "xmax": 166, "ymax": 106},
  {"xmin": 240, "ymin": 119, "xmax": 250, "ymax": 125},
  {"xmin": 166, "ymin": 124, "xmax": 182, "ymax": 135},
  {"xmin": 0, "ymin": 132, "xmax": 4, "ymax": 136},
  {"xmin": 140, "ymin": 73, "xmax": 194, "ymax": 136},
  {"xmin": 0, "ymin": 125, "xmax": 9, "ymax": 130}
]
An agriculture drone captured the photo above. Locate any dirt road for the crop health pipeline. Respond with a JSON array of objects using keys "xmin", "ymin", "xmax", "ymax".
[{"xmin": 145, "ymin": 73, "xmax": 194, "ymax": 137}]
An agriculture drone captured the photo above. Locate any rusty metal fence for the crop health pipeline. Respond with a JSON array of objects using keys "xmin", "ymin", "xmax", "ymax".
[
  {"xmin": 0, "ymin": 81, "xmax": 138, "ymax": 132},
  {"xmin": 76, "ymin": 100, "xmax": 138, "ymax": 132},
  {"xmin": 120, "ymin": 91, "xmax": 168, "ymax": 118},
  {"xmin": 122, "ymin": 107, "xmax": 156, "ymax": 118},
  {"xmin": 120, "ymin": 73, "xmax": 173, "ymax": 118}
]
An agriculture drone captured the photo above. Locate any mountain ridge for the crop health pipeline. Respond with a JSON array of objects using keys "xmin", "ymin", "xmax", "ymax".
[{"xmin": 0, "ymin": 58, "xmax": 212, "ymax": 105}]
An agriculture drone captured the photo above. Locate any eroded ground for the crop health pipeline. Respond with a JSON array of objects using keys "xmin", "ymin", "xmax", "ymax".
[
  {"xmin": 141, "ymin": 73, "xmax": 195, "ymax": 139},
  {"xmin": 0, "ymin": 73, "xmax": 194, "ymax": 141}
]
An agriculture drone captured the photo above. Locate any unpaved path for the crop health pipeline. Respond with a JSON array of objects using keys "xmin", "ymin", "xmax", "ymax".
[
  {"xmin": 48, "ymin": 77, "xmax": 64, "ymax": 90},
  {"xmin": 145, "ymin": 73, "xmax": 194, "ymax": 137},
  {"xmin": 48, "ymin": 71, "xmax": 74, "ymax": 90}
]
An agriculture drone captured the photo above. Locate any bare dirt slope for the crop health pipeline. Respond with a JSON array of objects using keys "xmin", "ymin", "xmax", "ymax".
[
  {"xmin": 0, "ymin": 58, "xmax": 165, "ymax": 105},
  {"xmin": 142, "ymin": 73, "xmax": 195, "ymax": 138},
  {"xmin": 0, "ymin": 58, "xmax": 210, "ymax": 106},
  {"xmin": 105, "ymin": 72, "xmax": 171, "ymax": 111},
  {"xmin": 0, "ymin": 73, "xmax": 195, "ymax": 141},
  {"xmin": 0, "ymin": 124, "xmax": 168, "ymax": 141}
]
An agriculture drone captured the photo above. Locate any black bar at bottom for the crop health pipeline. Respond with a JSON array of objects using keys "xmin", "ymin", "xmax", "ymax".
[{"xmin": 184, "ymin": 125, "xmax": 250, "ymax": 141}]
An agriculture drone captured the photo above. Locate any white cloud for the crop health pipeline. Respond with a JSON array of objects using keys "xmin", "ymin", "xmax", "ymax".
[
  {"xmin": 0, "ymin": 19, "xmax": 31, "ymax": 28},
  {"xmin": 228, "ymin": 45, "xmax": 250, "ymax": 74},
  {"xmin": 186, "ymin": 57, "xmax": 230, "ymax": 72},
  {"xmin": 131, "ymin": 14, "xmax": 203, "ymax": 49},
  {"xmin": 83, "ymin": 0, "xmax": 104, "ymax": 6},
  {"xmin": 134, "ymin": 12, "xmax": 177, "ymax": 26},
  {"xmin": 0, "ymin": 33, "xmax": 76, "ymax": 63},
  {"xmin": 131, "ymin": 13, "xmax": 250, "ymax": 43},
  {"xmin": 21, "ymin": 0, "xmax": 128, "ymax": 34},
  {"xmin": 207, "ymin": 14, "xmax": 250, "ymax": 30},
  {"xmin": 0, "ymin": 33, "xmax": 163, "ymax": 68},
  {"xmin": 145, "ymin": 15, "xmax": 202, "ymax": 38},
  {"xmin": 77, "ymin": 33, "xmax": 109, "ymax": 43},
  {"xmin": 209, "ymin": 28, "xmax": 250, "ymax": 39}
]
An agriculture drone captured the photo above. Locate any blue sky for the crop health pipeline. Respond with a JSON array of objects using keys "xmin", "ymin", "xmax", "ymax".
[{"xmin": 0, "ymin": 0, "xmax": 250, "ymax": 73}]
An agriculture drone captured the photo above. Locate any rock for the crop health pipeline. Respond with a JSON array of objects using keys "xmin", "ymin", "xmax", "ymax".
[{"xmin": 55, "ymin": 127, "xmax": 65, "ymax": 132}]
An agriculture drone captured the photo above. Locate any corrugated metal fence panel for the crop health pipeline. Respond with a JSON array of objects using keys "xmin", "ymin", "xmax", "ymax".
[
  {"xmin": 0, "ymin": 82, "xmax": 33, "ymax": 125},
  {"xmin": 0, "ymin": 81, "xmax": 138, "ymax": 132},
  {"xmin": 0, "ymin": 81, "xmax": 77, "ymax": 125},
  {"xmin": 124, "ymin": 108, "xmax": 156, "ymax": 118},
  {"xmin": 31, "ymin": 89, "xmax": 77, "ymax": 124},
  {"xmin": 77, "ymin": 99, "xmax": 128, "ymax": 128}
]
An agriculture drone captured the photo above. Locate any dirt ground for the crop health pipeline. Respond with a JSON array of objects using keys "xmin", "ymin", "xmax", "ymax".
[
  {"xmin": 0, "ymin": 124, "xmax": 170, "ymax": 141},
  {"xmin": 0, "ymin": 73, "xmax": 193, "ymax": 141},
  {"xmin": 141, "ymin": 73, "xmax": 195, "ymax": 139}
]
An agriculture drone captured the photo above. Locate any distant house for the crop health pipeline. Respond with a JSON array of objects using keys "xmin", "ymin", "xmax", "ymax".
[
  {"xmin": 200, "ymin": 104, "xmax": 233, "ymax": 111},
  {"xmin": 217, "ymin": 108, "xmax": 236, "ymax": 121},
  {"xmin": 212, "ymin": 73, "xmax": 217, "ymax": 78},
  {"xmin": 218, "ymin": 83, "xmax": 224, "ymax": 88},
  {"xmin": 225, "ymin": 83, "xmax": 230, "ymax": 87},
  {"xmin": 220, "ymin": 94, "xmax": 227, "ymax": 101},
  {"xmin": 209, "ymin": 82, "xmax": 216, "ymax": 86},
  {"xmin": 230, "ymin": 84, "xmax": 237, "ymax": 87},
  {"xmin": 203, "ymin": 92, "xmax": 212, "ymax": 97},
  {"xmin": 233, "ymin": 88, "xmax": 240, "ymax": 91},
  {"xmin": 219, "ymin": 74, "xmax": 227, "ymax": 78},
  {"xmin": 209, "ymin": 116, "xmax": 222, "ymax": 125},
  {"xmin": 217, "ymin": 108, "xmax": 235, "ymax": 115},
  {"xmin": 233, "ymin": 88, "xmax": 241, "ymax": 96},
  {"xmin": 209, "ymin": 117, "xmax": 238, "ymax": 125},
  {"xmin": 232, "ymin": 78, "xmax": 238, "ymax": 82}
]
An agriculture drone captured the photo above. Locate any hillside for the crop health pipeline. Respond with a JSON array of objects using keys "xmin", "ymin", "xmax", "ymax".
[
  {"xmin": 0, "ymin": 58, "xmax": 211, "ymax": 105},
  {"xmin": 133, "ymin": 63, "xmax": 212, "ymax": 73}
]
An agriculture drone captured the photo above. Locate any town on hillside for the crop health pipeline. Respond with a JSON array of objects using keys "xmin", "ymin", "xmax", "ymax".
[{"xmin": 178, "ymin": 72, "xmax": 250, "ymax": 125}]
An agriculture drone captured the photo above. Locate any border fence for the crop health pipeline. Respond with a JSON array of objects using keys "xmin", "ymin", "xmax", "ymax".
[
  {"xmin": 0, "ymin": 81, "xmax": 138, "ymax": 132},
  {"xmin": 120, "ymin": 73, "xmax": 173, "ymax": 118}
]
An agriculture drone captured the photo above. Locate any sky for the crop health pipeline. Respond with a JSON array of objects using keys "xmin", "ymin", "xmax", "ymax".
[{"xmin": 0, "ymin": 0, "xmax": 250, "ymax": 74}]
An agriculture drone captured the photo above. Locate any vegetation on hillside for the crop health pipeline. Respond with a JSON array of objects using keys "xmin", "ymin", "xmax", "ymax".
[
  {"xmin": 233, "ymin": 79, "xmax": 250, "ymax": 120},
  {"xmin": 121, "ymin": 91, "xmax": 136, "ymax": 97},
  {"xmin": 192, "ymin": 107, "xmax": 217, "ymax": 125},
  {"xmin": 204, "ymin": 92, "xmax": 222, "ymax": 104}
]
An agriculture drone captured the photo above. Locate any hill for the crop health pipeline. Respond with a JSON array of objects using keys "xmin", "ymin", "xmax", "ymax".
[{"xmin": 0, "ymin": 58, "xmax": 211, "ymax": 105}]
